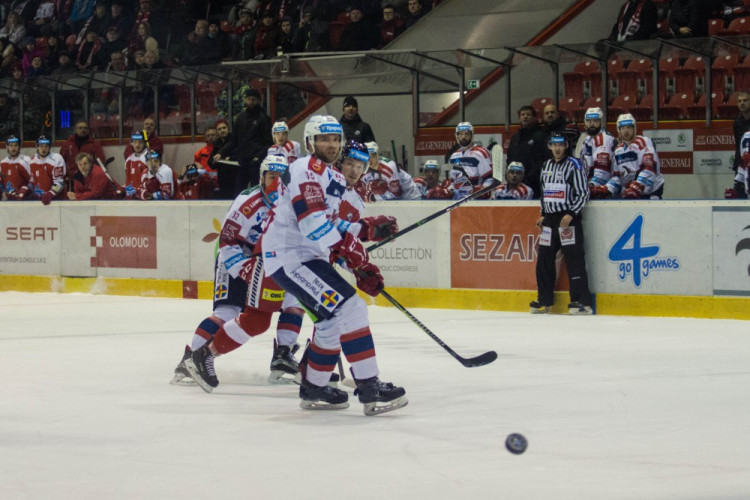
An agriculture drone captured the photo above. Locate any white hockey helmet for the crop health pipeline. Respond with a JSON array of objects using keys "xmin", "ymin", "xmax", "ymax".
[
  {"xmin": 423, "ymin": 159, "xmax": 440, "ymax": 170},
  {"xmin": 616, "ymin": 113, "xmax": 637, "ymax": 132},
  {"xmin": 584, "ymin": 107, "xmax": 603, "ymax": 121},
  {"xmin": 455, "ymin": 121, "xmax": 474, "ymax": 137},
  {"xmin": 507, "ymin": 161, "xmax": 525, "ymax": 173},
  {"xmin": 303, "ymin": 115, "xmax": 343, "ymax": 154},
  {"xmin": 365, "ymin": 141, "xmax": 378, "ymax": 156},
  {"xmin": 260, "ymin": 154, "xmax": 288, "ymax": 177},
  {"xmin": 272, "ymin": 121, "xmax": 289, "ymax": 134}
]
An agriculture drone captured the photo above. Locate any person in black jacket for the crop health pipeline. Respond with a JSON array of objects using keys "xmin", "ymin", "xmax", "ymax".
[
  {"xmin": 208, "ymin": 118, "xmax": 235, "ymax": 199},
  {"xmin": 543, "ymin": 104, "xmax": 580, "ymax": 158},
  {"xmin": 609, "ymin": 0, "xmax": 658, "ymax": 42},
  {"xmin": 339, "ymin": 95, "xmax": 375, "ymax": 143},
  {"xmin": 668, "ymin": 0, "xmax": 708, "ymax": 38},
  {"xmin": 507, "ymin": 105, "xmax": 547, "ymax": 199},
  {"xmin": 214, "ymin": 88, "xmax": 273, "ymax": 196}
]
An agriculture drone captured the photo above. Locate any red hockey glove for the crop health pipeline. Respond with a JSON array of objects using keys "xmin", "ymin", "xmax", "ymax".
[
  {"xmin": 359, "ymin": 215, "xmax": 398, "ymax": 242},
  {"xmin": 622, "ymin": 181, "xmax": 645, "ymax": 199},
  {"xmin": 589, "ymin": 184, "xmax": 610, "ymax": 199},
  {"xmin": 388, "ymin": 179, "xmax": 402, "ymax": 197},
  {"xmin": 426, "ymin": 186, "xmax": 452, "ymax": 199},
  {"xmin": 41, "ymin": 191, "xmax": 54, "ymax": 205},
  {"xmin": 355, "ymin": 262, "xmax": 384, "ymax": 297},
  {"xmin": 725, "ymin": 188, "xmax": 738, "ymax": 199},
  {"xmin": 331, "ymin": 232, "xmax": 368, "ymax": 270},
  {"xmin": 369, "ymin": 179, "xmax": 389, "ymax": 196},
  {"xmin": 238, "ymin": 256, "xmax": 259, "ymax": 284}
]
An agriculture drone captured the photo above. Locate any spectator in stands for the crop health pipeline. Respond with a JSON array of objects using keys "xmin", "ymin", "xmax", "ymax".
[
  {"xmin": 45, "ymin": 33, "xmax": 64, "ymax": 70},
  {"xmin": 174, "ymin": 19, "xmax": 217, "ymax": 66},
  {"xmin": 124, "ymin": 116, "xmax": 164, "ymax": 159},
  {"xmin": 107, "ymin": 1, "xmax": 133, "ymax": 38},
  {"xmin": 507, "ymin": 105, "xmax": 547, "ymax": 198},
  {"xmin": 98, "ymin": 26, "xmax": 127, "ymax": 70},
  {"xmin": 60, "ymin": 120, "xmax": 105, "ymax": 188},
  {"xmin": 293, "ymin": 5, "xmax": 331, "ymax": 52},
  {"xmin": 0, "ymin": 93, "xmax": 20, "ymax": 138},
  {"xmin": 132, "ymin": 0, "xmax": 165, "ymax": 46},
  {"xmin": 75, "ymin": 28, "xmax": 101, "ymax": 70},
  {"xmin": 142, "ymin": 48, "xmax": 164, "ymax": 70},
  {"xmin": 50, "ymin": 50, "xmax": 76, "ymax": 75},
  {"xmin": 68, "ymin": 152, "xmax": 117, "ymax": 200},
  {"xmin": 20, "ymin": 36, "xmax": 43, "ymax": 76},
  {"xmin": 207, "ymin": 19, "xmax": 231, "ymax": 60},
  {"xmin": 405, "ymin": 0, "xmax": 425, "ymax": 29},
  {"xmin": 130, "ymin": 48, "xmax": 145, "ymax": 69},
  {"xmin": 277, "ymin": 16, "xmax": 295, "ymax": 53},
  {"xmin": 668, "ymin": 0, "xmax": 709, "ymax": 37},
  {"xmin": 340, "ymin": 95, "xmax": 376, "ymax": 143},
  {"xmin": 231, "ymin": 9, "xmax": 256, "ymax": 59},
  {"xmin": 194, "ymin": 126, "xmax": 218, "ymax": 170},
  {"xmin": 26, "ymin": 55, "xmax": 48, "ymax": 77},
  {"xmin": 543, "ymin": 104, "xmax": 579, "ymax": 157},
  {"xmin": 337, "ymin": 4, "xmax": 378, "ymax": 51},
  {"xmin": 68, "ymin": 0, "xmax": 96, "ymax": 35},
  {"xmin": 208, "ymin": 118, "xmax": 235, "ymax": 199},
  {"xmin": 106, "ymin": 50, "xmax": 127, "ymax": 72},
  {"xmin": 85, "ymin": 1, "xmax": 110, "ymax": 38},
  {"xmin": 8, "ymin": 1, "xmax": 39, "ymax": 24},
  {"xmin": 254, "ymin": 11, "xmax": 280, "ymax": 58},
  {"xmin": 129, "ymin": 21, "xmax": 158, "ymax": 59},
  {"xmin": 733, "ymin": 90, "xmax": 750, "ymax": 175},
  {"xmin": 378, "ymin": 4, "xmax": 404, "ymax": 48},
  {"xmin": 609, "ymin": 0, "xmax": 658, "ymax": 42},
  {"xmin": 214, "ymin": 87, "xmax": 272, "ymax": 194},
  {"xmin": 0, "ymin": 12, "xmax": 26, "ymax": 49},
  {"xmin": 31, "ymin": 0, "xmax": 57, "ymax": 37}
]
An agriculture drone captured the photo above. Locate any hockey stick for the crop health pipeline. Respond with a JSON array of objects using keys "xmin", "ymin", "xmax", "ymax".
[
  {"xmin": 376, "ymin": 287, "xmax": 497, "ymax": 368},
  {"xmin": 337, "ymin": 358, "xmax": 356, "ymax": 388},
  {"xmin": 96, "ymin": 157, "xmax": 125, "ymax": 198},
  {"xmin": 491, "ymin": 142, "xmax": 505, "ymax": 183},
  {"xmin": 365, "ymin": 177, "xmax": 500, "ymax": 253}
]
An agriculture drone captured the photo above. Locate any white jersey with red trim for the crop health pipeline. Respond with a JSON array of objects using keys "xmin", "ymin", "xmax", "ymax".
[
  {"xmin": 394, "ymin": 167, "xmax": 422, "ymax": 200},
  {"xmin": 360, "ymin": 158, "xmax": 400, "ymax": 201},
  {"xmin": 491, "ymin": 182, "xmax": 533, "ymax": 200},
  {"xmin": 140, "ymin": 164, "xmax": 178, "ymax": 200},
  {"xmin": 268, "ymin": 140, "xmax": 301, "ymax": 165},
  {"xmin": 219, "ymin": 186, "xmax": 271, "ymax": 278},
  {"xmin": 262, "ymin": 154, "xmax": 350, "ymax": 275},
  {"xmin": 612, "ymin": 135, "xmax": 663, "ymax": 197},
  {"xmin": 736, "ymin": 131, "xmax": 750, "ymax": 194},
  {"xmin": 124, "ymin": 149, "xmax": 149, "ymax": 191},
  {"xmin": 582, "ymin": 131, "xmax": 616, "ymax": 186},
  {"xmin": 1, "ymin": 154, "xmax": 32, "ymax": 194},
  {"xmin": 448, "ymin": 143, "xmax": 493, "ymax": 200},
  {"xmin": 29, "ymin": 152, "xmax": 66, "ymax": 195}
]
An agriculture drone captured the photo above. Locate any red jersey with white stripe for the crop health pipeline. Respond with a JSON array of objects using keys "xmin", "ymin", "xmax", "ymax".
[
  {"xmin": 124, "ymin": 149, "xmax": 148, "ymax": 191},
  {"xmin": 179, "ymin": 172, "xmax": 214, "ymax": 200},
  {"xmin": 613, "ymin": 135, "xmax": 663, "ymax": 197},
  {"xmin": 268, "ymin": 140, "xmax": 301, "ymax": 165},
  {"xmin": 29, "ymin": 152, "xmax": 66, "ymax": 198},
  {"xmin": 1, "ymin": 154, "xmax": 32, "ymax": 195},
  {"xmin": 448, "ymin": 144, "xmax": 493, "ymax": 199},
  {"xmin": 491, "ymin": 182, "xmax": 533, "ymax": 200}
]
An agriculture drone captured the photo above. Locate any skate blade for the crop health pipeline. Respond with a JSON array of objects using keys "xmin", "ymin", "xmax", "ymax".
[
  {"xmin": 530, "ymin": 307, "xmax": 549, "ymax": 314},
  {"xmin": 363, "ymin": 396, "xmax": 408, "ymax": 416},
  {"xmin": 267, "ymin": 370, "xmax": 298, "ymax": 385},
  {"xmin": 299, "ymin": 400, "xmax": 350, "ymax": 411},
  {"xmin": 183, "ymin": 358, "xmax": 215, "ymax": 394},
  {"xmin": 169, "ymin": 373, "xmax": 196, "ymax": 386}
]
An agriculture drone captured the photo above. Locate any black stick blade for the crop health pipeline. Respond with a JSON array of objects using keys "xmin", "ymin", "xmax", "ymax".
[{"xmin": 460, "ymin": 350, "xmax": 498, "ymax": 368}]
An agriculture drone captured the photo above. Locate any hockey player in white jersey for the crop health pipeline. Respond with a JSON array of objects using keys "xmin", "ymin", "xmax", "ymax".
[
  {"xmin": 579, "ymin": 107, "xmax": 618, "ymax": 199},
  {"xmin": 267, "ymin": 121, "xmax": 301, "ymax": 164},
  {"xmin": 728, "ymin": 131, "xmax": 750, "ymax": 198},
  {"xmin": 176, "ymin": 155, "xmax": 308, "ymax": 390},
  {"xmin": 448, "ymin": 121, "xmax": 494, "ymax": 200},
  {"xmin": 355, "ymin": 141, "xmax": 401, "ymax": 202},
  {"xmin": 414, "ymin": 160, "xmax": 448, "ymax": 199},
  {"xmin": 612, "ymin": 114, "xmax": 664, "ymax": 199},
  {"xmin": 262, "ymin": 115, "xmax": 406, "ymax": 415},
  {"xmin": 137, "ymin": 150, "xmax": 180, "ymax": 200},
  {"xmin": 491, "ymin": 161, "xmax": 532, "ymax": 200},
  {"xmin": 366, "ymin": 141, "xmax": 422, "ymax": 200},
  {"xmin": 29, "ymin": 136, "xmax": 66, "ymax": 205}
]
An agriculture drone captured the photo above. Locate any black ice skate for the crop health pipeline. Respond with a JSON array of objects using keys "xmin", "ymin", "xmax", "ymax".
[
  {"xmin": 354, "ymin": 377, "xmax": 408, "ymax": 416},
  {"xmin": 169, "ymin": 345, "xmax": 196, "ymax": 386},
  {"xmin": 268, "ymin": 340, "xmax": 301, "ymax": 384},
  {"xmin": 183, "ymin": 344, "xmax": 218, "ymax": 393},
  {"xmin": 568, "ymin": 302, "xmax": 593, "ymax": 315},
  {"xmin": 529, "ymin": 300, "xmax": 550, "ymax": 314},
  {"xmin": 299, "ymin": 379, "xmax": 349, "ymax": 410}
]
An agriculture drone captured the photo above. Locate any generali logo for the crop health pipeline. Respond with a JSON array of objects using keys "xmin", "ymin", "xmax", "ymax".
[{"xmin": 90, "ymin": 216, "xmax": 157, "ymax": 269}]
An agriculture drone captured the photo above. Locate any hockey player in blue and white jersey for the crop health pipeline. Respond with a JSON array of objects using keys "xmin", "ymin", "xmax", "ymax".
[
  {"xmin": 447, "ymin": 121, "xmax": 494, "ymax": 200},
  {"xmin": 491, "ymin": 162, "xmax": 533, "ymax": 200},
  {"xmin": 727, "ymin": 131, "xmax": 750, "ymax": 198},
  {"xmin": 579, "ymin": 107, "xmax": 618, "ymax": 199},
  {"xmin": 354, "ymin": 141, "xmax": 400, "ymax": 202},
  {"xmin": 262, "ymin": 115, "xmax": 406, "ymax": 416},
  {"xmin": 612, "ymin": 114, "xmax": 664, "ymax": 199},
  {"xmin": 267, "ymin": 121, "xmax": 301, "ymax": 164},
  {"xmin": 175, "ymin": 155, "xmax": 308, "ymax": 390},
  {"xmin": 365, "ymin": 142, "xmax": 422, "ymax": 200}
]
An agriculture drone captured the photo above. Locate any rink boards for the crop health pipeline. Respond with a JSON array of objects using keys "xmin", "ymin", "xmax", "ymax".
[{"xmin": 0, "ymin": 200, "xmax": 748, "ymax": 319}]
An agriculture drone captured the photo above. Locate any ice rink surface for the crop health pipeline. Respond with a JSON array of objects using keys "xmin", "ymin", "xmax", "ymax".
[{"xmin": 1, "ymin": 291, "xmax": 749, "ymax": 499}]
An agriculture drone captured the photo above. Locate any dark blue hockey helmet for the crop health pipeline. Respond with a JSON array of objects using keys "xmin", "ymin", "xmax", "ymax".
[{"xmin": 341, "ymin": 140, "xmax": 369, "ymax": 164}]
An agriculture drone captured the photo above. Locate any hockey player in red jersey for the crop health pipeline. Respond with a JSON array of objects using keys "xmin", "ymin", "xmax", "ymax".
[
  {"xmin": 178, "ymin": 164, "xmax": 214, "ymax": 200},
  {"xmin": 123, "ymin": 132, "xmax": 149, "ymax": 198},
  {"xmin": 491, "ymin": 161, "xmax": 532, "ymax": 200},
  {"xmin": 1, "ymin": 136, "xmax": 32, "ymax": 201},
  {"xmin": 175, "ymin": 155, "xmax": 308, "ymax": 389},
  {"xmin": 447, "ymin": 121, "xmax": 494, "ymax": 200},
  {"xmin": 29, "ymin": 136, "xmax": 67, "ymax": 205},
  {"xmin": 258, "ymin": 115, "xmax": 407, "ymax": 415}
]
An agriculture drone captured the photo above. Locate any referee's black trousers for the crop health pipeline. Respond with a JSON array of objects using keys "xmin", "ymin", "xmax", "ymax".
[{"xmin": 535, "ymin": 212, "xmax": 592, "ymax": 307}]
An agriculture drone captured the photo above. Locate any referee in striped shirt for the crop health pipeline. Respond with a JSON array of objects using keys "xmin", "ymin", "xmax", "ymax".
[{"xmin": 531, "ymin": 132, "xmax": 593, "ymax": 315}]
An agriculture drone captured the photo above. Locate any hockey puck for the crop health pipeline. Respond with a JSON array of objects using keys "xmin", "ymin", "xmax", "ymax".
[{"xmin": 505, "ymin": 433, "xmax": 527, "ymax": 455}]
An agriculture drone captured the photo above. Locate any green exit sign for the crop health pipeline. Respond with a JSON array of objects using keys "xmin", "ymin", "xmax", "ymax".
[{"xmin": 467, "ymin": 80, "xmax": 480, "ymax": 89}]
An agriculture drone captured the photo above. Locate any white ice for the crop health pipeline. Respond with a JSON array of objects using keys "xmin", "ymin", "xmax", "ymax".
[{"xmin": 1, "ymin": 291, "xmax": 749, "ymax": 499}]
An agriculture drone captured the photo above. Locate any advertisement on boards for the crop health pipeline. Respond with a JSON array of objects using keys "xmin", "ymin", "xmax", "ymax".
[
  {"xmin": 0, "ymin": 205, "xmax": 61, "ymax": 276},
  {"xmin": 712, "ymin": 207, "xmax": 750, "ymax": 296}
]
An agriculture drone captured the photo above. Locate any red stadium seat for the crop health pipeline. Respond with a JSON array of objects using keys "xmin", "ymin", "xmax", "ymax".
[
  {"xmin": 530, "ymin": 97, "xmax": 554, "ymax": 122},
  {"xmin": 617, "ymin": 58, "xmax": 652, "ymax": 96},
  {"xmin": 717, "ymin": 91, "xmax": 741, "ymax": 119},
  {"xmin": 558, "ymin": 97, "xmax": 581, "ymax": 122},
  {"xmin": 659, "ymin": 92, "xmax": 693, "ymax": 120},
  {"xmin": 582, "ymin": 96, "xmax": 602, "ymax": 117},
  {"xmin": 719, "ymin": 16, "xmax": 750, "ymax": 35},
  {"xmin": 686, "ymin": 91, "xmax": 724, "ymax": 120},
  {"xmin": 674, "ymin": 56, "xmax": 706, "ymax": 94},
  {"xmin": 733, "ymin": 56, "xmax": 750, "ymax": 92},
  {"xmin": 609, "ymin": 93, "xmax": 637, "ymax": 118},
  {"xmin": 631, "ymin": 94, "xmax": 654, "ymax": 121},
  {"xmin": 712, "ymin": 54, "xmax": 741, "ymax": 95},
  {"xmin": 563, "ymin": 61, "xmax": 600, "ymax": 101},
  {"xmin": 708, "ymin": 18, "xmax": 724, "ymax": 36},
  {"xmin": 90, "ymin": 114, "xmax": 112, "ymax": 138}
]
